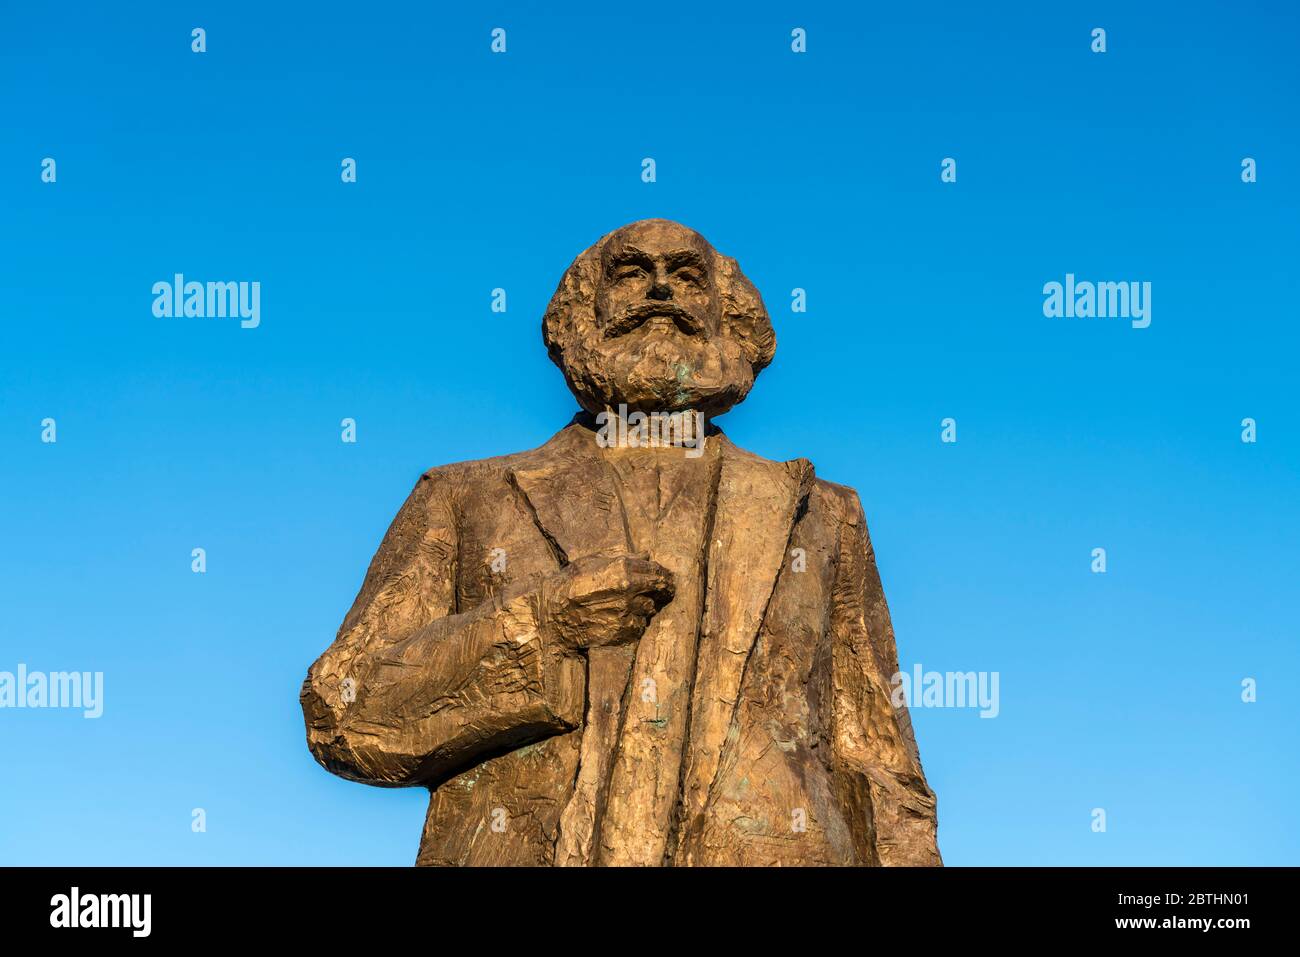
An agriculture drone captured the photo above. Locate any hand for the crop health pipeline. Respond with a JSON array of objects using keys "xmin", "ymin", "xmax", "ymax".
[{"xmin": 540, "ymin": 554, "xmax": 675, "ymax": 651}]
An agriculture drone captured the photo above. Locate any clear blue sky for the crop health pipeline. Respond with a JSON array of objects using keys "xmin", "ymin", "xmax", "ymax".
[{"xmin": 2, "ymin": 1, "xmax": 1296, "ymax": 865}]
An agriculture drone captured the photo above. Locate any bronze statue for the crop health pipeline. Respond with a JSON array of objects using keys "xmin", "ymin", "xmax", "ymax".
[{"xmin": 300, "ymin": 219, "xmax": 941, "ymax": 865}]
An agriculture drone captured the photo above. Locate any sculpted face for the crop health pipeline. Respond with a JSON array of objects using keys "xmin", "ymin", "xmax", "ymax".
[
  {"xmin": 544, "ymin": 220, "xmax": 775, "ymax": 418},
  {"xmin": 596, "ymin": 222, "xmax": 720, "ymax": 342}
]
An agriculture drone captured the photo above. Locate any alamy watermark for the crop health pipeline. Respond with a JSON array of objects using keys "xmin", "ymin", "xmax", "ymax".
[
  {"xmin": 1043, "ymin": 273, "xmax": 1151, "ymax": 329},
  {"xmin": 595, "ymin": 404, "xmax": 705, "ymax": 458},
  {"xmin": 0, "ymin": 664, "xmax": 104, "ymax": 718},
  {"xmin": 50, "ymin": 887, "xmax": 150, "ymax": 937},
  {"xmin": 152, "ymin": 274, "xmax": 260, "ymax": 329},
  {"xmin": 891, "ymin": 664, "xmax": 999, "ymax": 718}
]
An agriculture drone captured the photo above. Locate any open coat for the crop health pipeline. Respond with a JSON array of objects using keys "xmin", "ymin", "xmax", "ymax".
[{"xmin": 301, "ymin": 420, "xmax": 940, "ymax": 866}]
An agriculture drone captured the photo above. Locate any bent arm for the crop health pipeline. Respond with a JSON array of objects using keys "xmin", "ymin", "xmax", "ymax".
[{"xmin": 300, "ymin": 471, "xmax": 583, "ymax": 786}]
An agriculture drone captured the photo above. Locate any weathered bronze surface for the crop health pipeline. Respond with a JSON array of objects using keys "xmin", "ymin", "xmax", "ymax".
[{"xmin": 301, "ymin": 219, "xmax": 941, "ymax": 865}]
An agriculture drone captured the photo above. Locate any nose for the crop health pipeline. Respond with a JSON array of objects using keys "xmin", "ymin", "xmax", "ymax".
[{"xmin": 646, "ymin": 265, "xmax": 672, "ymax": 301}]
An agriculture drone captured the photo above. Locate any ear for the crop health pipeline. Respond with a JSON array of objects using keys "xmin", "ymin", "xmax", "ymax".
[{"xmin": 715, "ymin": 253, "xmax": 776, "ymax": 371}]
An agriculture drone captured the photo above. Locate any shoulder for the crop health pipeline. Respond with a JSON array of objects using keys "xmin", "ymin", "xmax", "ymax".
[
  {"xmin": 812, "ymin": 477, "xmax": 866, "ymax": 528},
  {"xmin": 714, "ymin": 433, "xmax": 869, "ymax": 527},
  {"xmin": 411, "ymin": 425, "xmax": 580, "ymax": 498}
]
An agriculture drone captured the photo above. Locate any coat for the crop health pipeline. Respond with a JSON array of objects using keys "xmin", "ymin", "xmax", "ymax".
[{"xmin": 300, "ymin": 419, "xmax": 940, "ymax": 866}]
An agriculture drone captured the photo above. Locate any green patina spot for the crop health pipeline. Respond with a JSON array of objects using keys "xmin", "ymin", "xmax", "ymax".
[{"xmin": 673, "ymin": 363, "xmax": 695, "ymax": 405}]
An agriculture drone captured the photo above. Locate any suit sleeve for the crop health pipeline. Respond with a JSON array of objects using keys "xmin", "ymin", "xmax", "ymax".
[
  {"xmin": 828, "ymin": 490, "xmax": 942, "ymax": 865},
  {"xmin": 299, "ymin": 469, "xmax": 584, "ymax": 786}
]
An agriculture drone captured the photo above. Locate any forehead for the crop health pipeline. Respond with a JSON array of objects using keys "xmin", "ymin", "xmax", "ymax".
[{"xmin": 603, "ymin": 223, "xmax": 711, "ymax": 260}]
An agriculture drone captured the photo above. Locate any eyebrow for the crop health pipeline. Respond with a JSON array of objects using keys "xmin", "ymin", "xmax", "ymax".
[
  {"xmin": 665, "ymin": 249, "xmax": 708, "ymax": 270},
  {"xmin": 607, "ymin": 246, "xmax": 653, "ymax": 270},
  {"xmin": 605, "ymin": 245, "xmax": 709, "ymax": 272}
]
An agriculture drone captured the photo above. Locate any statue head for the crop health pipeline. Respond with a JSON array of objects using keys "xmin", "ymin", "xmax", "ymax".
[{"xmin": 543, "ymin": 219, "xmax": 775, "ymax": 418}]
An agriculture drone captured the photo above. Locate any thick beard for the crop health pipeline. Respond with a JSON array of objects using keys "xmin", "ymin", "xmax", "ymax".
[{"xmin": 562, "ymin": 333, "xmax": 755, "ymax": 418}]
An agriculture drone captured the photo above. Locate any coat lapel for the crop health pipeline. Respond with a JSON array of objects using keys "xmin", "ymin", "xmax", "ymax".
[
  {"xmin": 678, "ymin": 437, "xmax": 814, "ymax": 827},
  {"xmin": 507, "ymin": 422, "xmax": 631, "ymax": 562},
  {"xmin": 506, "ymin": 423, "xmax": 815, "ymax": 861},
  {"xmin": 507, "ymin": 421, "xmax": 637, "ymax": 866}
]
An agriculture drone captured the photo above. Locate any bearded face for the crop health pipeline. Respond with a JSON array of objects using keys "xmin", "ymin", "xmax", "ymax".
[{"xmin": 543, "ymin": 220, "xmax": 775, "ymax": 418}]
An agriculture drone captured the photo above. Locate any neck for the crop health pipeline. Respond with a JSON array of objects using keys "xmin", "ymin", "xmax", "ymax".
[{"xmin": 582, "ymin": 404, "xmax": 714, "ymax": 459}]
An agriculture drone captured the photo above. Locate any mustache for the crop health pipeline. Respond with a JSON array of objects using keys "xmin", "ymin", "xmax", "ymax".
[{"xmin": 603, "ymin": 301, "xmax": 706, "ymax": 339}]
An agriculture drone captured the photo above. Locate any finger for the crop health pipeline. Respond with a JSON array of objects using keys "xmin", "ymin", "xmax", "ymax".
[{"xmin": 620, "ymin": 557, "xmax": 669, "ymax": 582}]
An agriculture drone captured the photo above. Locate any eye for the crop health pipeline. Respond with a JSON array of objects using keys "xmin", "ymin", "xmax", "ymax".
[
  {"xmin": 673, "ymin": 269, "xmax": 703, "ymax": 286},
  {"xmin": 613, "ymin": 265, "xmax": 645, "ymax": 281}
]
